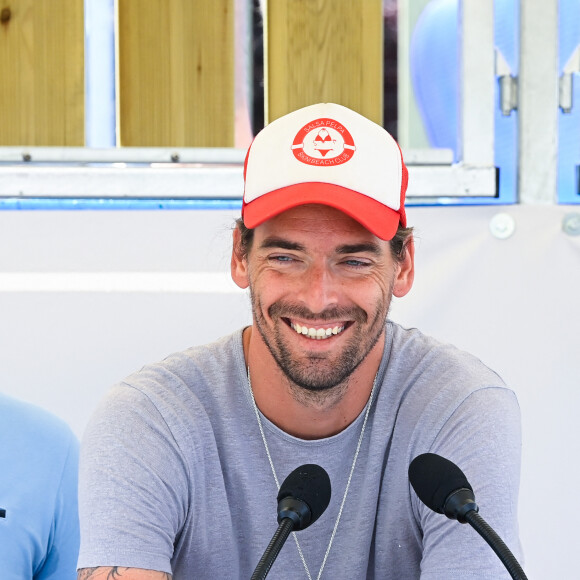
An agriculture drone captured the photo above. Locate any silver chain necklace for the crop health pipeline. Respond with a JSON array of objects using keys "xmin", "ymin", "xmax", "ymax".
[{"xmin": 247, "ymin": 368, "xmax": 378, "ymax": 580}]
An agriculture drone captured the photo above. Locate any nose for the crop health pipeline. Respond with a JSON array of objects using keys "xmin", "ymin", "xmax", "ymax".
[{"xmin": 295, "ymin": 262, "xmax": 339, "ymax": 314}]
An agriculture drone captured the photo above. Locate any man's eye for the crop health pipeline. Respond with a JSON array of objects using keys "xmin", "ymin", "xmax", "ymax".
[
  {"xmin": 270, "ymin": 255, "xmax": 294, "ymax": 262},
  {"xmin": 343, "ymin": 259, "xmax": 370, "ymax": 267}
]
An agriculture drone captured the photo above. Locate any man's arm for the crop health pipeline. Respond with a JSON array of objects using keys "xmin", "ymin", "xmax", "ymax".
[
  {"xmin": 77, "ymin": 567, "xmax": 171, "ymax": 580},
  {"xmin": 78, "ymin": 385, "xmax": 190, "ymax": 575},
  {"xmin": 415, "ymin": 385, "xmax": 523, "ymax": 577}
]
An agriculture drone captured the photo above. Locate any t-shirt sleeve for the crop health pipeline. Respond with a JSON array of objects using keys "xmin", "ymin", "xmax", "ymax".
[
  {"xmin": 415, "ymin": 386, "xmax": 523, "ymax": 579},
  {"xmin": 78, "ymin": 383, "xmax": 190, "ymax": 574}
]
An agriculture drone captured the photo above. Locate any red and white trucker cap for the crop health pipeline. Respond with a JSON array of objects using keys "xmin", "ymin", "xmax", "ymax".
[{"xmin": 242, "ymin": 103, "xmax": 408, "ymax": 241}]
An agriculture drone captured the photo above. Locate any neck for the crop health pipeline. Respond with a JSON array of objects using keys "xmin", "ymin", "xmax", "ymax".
[{"xmin": 242, "ymin": 326, "xmax": 383, "ymax": 439}]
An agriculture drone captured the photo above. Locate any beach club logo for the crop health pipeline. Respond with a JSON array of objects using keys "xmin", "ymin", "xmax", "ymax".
[{"xmin": 291, "ymin": 118, "xmax": 356, "ymax": 166}]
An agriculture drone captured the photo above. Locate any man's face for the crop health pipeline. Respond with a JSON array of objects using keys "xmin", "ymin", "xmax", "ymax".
[{"xmin": 232, "ymin": 204, "xmax": 414, "ymax": 392}]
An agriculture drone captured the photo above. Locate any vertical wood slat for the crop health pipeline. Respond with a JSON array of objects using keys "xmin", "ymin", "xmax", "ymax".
[
  {"xmin": 264, "ymin": 0, "xmax": 383, "ymax": 125},
  {"xmin": 0, "ymin": 0, "xmax": 84, "ymax": 146},
  {"xmin": 117, "ymin": 0, "xmax": 235, "ymax": 147}
]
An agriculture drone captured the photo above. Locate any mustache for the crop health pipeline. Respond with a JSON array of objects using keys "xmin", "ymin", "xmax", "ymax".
[{"xmin": 268, "ymin": 301, "xmax": 368, "ymax": 324}]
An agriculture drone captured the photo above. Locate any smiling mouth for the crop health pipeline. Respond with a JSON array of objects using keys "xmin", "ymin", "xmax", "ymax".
[{"xmin": 286, "ymin": 319, "xmax": 347, "ymax": 340}]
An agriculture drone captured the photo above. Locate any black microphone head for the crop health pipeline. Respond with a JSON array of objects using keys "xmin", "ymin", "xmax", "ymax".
[
  {"xmin": 277, "ymin": 464, "xmax": 331, "ymax": 530},
  {"xmin": 408, "ymin": 453, "xmax": 474, "ymax": 516}
]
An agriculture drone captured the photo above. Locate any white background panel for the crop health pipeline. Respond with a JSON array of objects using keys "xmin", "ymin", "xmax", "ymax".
[{"xmin": 0, "ymin": 204, "xmax": 578, "ymax": 578}]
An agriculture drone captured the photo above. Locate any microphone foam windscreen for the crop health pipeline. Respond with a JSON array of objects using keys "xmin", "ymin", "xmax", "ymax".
[
  {"xmin": 408, "ymin": 453, "xmax": 473, "ymax": 513},
  {"xmin": 277, "ymin": 464, "xmax": 331, "ymax": 525}
]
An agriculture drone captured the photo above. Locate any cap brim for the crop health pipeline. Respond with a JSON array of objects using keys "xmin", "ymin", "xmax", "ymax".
[{"xmin": 243, "ymin": 182, "xmax": 401, "ymax": 241}]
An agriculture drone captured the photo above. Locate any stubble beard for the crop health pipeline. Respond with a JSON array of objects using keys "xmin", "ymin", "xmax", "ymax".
[{"xmin": 250, "ymin": 289, "xmax": 392, "ymax": 405}]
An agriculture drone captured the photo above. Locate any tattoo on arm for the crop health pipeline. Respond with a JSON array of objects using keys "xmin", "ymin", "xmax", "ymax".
[
  {"xmin": 77, "ymin": 569, "xmax": 100, "ymax": 580},
  {"xmin": 77, "ymin": 568, "xmax": 172, "ymax": 580}
]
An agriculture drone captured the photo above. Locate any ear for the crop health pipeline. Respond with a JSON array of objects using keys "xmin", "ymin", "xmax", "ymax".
[
  {"xmin": 393, "ymin": 237, "xmax": 415, "ymax": 298},
  {"xmin": 231, "ymin": 227, "xmax": 250, "ymax": 289}
]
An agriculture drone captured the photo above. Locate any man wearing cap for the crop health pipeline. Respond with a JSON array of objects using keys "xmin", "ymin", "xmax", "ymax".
[{"xmin": 77, "ymin": 104, "xmax": 522, "ymax": 579}]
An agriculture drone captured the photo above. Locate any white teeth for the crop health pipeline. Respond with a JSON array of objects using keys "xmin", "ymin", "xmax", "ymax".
[{"xmin": 290, "ymin": 322, "xmax": 345, "ymax": 339}]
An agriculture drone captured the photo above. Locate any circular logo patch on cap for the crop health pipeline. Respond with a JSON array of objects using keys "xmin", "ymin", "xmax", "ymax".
[{"xmin": 291, "ymin": 118, "xmax": 356, "ymax": 166}]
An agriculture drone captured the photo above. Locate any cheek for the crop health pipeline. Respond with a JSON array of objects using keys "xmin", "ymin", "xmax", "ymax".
[
  {"xmin": 248, "ymin": 270, "xmax": 285, "ymax": 314},
  {"xmin": 250, "ymin": 260, "xmax": 303, "ymax": 296},
  {"xmin": 352, "ymin": 272, "xmax": 395, "ymax": 307}
]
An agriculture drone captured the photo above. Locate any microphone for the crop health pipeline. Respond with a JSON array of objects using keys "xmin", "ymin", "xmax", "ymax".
[
  {"xmin": 408, "ymin": 453, "xmax": 528, "ymax": 580},
  {"xmin": 251, "ymin": 464, "xmax": 331, "ymax": 580}
]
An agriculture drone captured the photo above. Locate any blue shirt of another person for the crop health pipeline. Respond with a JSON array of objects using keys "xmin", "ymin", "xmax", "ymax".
[{"xmin": 0, "ymin": 393, "xmax": 80, "ymax": 579}]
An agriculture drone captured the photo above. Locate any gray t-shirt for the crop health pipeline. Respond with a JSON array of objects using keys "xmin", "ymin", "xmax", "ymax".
[{"xmin": 78, "ymin": 322, "xmax": 522, "ymax": 579}]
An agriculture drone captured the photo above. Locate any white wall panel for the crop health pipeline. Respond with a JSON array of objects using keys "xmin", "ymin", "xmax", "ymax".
[{"xmin": 0, "ymin": 204, "xmax": 578, "ymax": 577}]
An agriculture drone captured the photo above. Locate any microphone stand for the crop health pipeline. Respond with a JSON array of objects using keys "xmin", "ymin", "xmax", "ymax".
[
  {"xmin": 250, "ymin": 517, "xmax": 295, "ymax": 580},
  {"xmin": 464, "ymin": 511, "xmax": 528, "ymax": 580},
  {"xmin": 250, "ymin": 464, "xmax": 331, "ymax": 579}
]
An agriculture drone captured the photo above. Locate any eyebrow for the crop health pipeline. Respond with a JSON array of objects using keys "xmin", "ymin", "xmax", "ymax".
[
  {"xmin": 336, "ymin": 243, "xmax": 383, "ymax": 256},
  {"xmin": 258, "ymin": 238, "xmax": 383, "ymax": 256},
  {"xmin": 258, "ymin": 237, "xmax": 306, "ymax": 252}
]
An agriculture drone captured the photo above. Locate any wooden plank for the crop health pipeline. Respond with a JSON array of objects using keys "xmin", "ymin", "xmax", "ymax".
[
  {"xmin": 0, "ymin": 0, "xmax": 84, "ymax": 146},
  {"xmin": 118, "ymin": 0, "xmax": 235, "ymax": 147},
  {"xmin": 264, "ymin": 0, "xmax": 383, "ymax": 125}
]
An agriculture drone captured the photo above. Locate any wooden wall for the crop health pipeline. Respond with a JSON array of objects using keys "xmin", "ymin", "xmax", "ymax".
[
  {"xmin": 264, "ymin": 0, "xmax": 383, "ymax": 125},
  {"xmin": 117, "ymin": 0, "xmax": 234, "ymax": 147},
  {"xmin": 0, "ymin": 0, "xmax": 84, "ymax": 146},
  {"xmin": 0, "ymin": 0, "xmax": 383, "ymax": 147}
]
